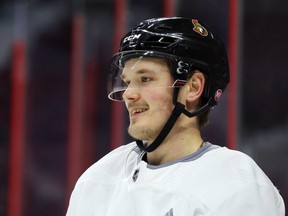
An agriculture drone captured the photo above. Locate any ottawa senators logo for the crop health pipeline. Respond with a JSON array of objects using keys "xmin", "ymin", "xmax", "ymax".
[{"xmin": 191, "ymin": 19, "xmax": 208, "ymax": 37}]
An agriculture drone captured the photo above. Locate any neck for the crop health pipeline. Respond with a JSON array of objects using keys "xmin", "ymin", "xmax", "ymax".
[{"xmin": 146, "ymin": 126, "xmax": 203, "ymax": 165}]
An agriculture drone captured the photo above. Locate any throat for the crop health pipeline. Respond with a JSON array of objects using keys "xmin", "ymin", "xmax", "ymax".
[{"xmin": 144, "ymin": 139, "xmax": 205, "ymax": 165}]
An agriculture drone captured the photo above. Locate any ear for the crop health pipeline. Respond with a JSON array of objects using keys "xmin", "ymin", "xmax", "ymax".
[{"xmin": 186, "ymin": 71, "xmax": 205, "ymax": 103}]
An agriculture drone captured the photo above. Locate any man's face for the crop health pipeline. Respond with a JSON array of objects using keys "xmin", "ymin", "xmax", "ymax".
[{"xmin": 121, "ymin": 57, "xmax": 175, "ymax": 142}]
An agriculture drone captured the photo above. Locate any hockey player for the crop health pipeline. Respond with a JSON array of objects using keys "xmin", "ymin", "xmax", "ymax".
[{"xmin": 66, "ymin": 17, "xmax": 285, "ymax": 215}]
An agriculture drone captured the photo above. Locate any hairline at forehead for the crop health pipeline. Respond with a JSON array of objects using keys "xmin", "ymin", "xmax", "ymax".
[
  {"xmin": 124, "ymin": 56, "xmax": 169, "ymax": 66},
  {"xmin": 121, "ymin": 57, "xmax": 171, "ymax": 79}
]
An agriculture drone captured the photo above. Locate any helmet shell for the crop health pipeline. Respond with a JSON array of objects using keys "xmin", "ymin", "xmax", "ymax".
[{"xmin": 114, "ymin": 17, "xmax": 230, "ymax": 104}]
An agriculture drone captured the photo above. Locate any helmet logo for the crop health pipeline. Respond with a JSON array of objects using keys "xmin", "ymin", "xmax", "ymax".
[
  {"xmin": 214, "ymin": 89, "xmax": 223, "ymax": 101},
  {"xmin": 191, "ymin": 19, "xmax": 208, "ymax": 37},
  {"xmin": 176, "ymin": 61, "xmax": 190, "ymax": 74},
  {"xmin": 123, "ymin": 34, "xmax": 141, "ymax": 43}
]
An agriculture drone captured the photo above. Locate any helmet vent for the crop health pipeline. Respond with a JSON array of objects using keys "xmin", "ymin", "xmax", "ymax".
[
  {"xmin": 143, "ymin": 36, "xmax": 177, "ymax": 48},
  {"xmin": 156, "ymin": 24, "xmax": 173, "ymax": 30}
]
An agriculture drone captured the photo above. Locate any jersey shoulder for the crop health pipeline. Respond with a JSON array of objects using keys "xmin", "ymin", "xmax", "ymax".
[
  {"xmin": 204, "ymin": 146, "xmax": 285, "ymax": 215},
  {"xmin": 167, "ymin": 145, "xmax": 284, "ymax": 214},
  {"xmin": 211, "ymin": 146, "xmax": 270, "ymax": 183},
  {"xmin": 77, "ymin": 142, "xmax": 139, "ymax": 184}
]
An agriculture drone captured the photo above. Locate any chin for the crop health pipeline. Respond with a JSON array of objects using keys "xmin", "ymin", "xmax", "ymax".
[{"xmin": 128, "ymin": 125, "xmax": 155, "ymax": 141}]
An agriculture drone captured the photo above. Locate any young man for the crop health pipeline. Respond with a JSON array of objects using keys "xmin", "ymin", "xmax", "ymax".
[{"xmin": 66, "ymin": 17, "xmax": 285, "ymax": 215}]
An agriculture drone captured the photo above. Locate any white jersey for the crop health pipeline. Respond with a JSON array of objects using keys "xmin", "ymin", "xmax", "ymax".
[{"xmin": 66, "ymin": 142, "xmax": 285, "ymax": 216}]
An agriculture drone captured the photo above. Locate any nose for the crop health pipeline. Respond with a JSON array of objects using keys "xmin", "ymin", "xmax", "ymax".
[{"xmin": 122, "ymin": 87, "xmax": 140, "ymax": 102}]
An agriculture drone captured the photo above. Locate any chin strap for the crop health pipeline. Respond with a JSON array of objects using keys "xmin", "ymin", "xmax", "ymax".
[
  {"xmin": 136, "ymin": 83, "xmax": 216, "ymax": 153},
  {"xmin": 136, "ymin": 102, "xmax": 185, "ymax": 152},
  {"xmin": 136, "ymin": 97, "xmax": 214, "ymax": 152}
]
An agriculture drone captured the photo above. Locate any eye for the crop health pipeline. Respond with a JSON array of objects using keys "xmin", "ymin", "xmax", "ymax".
[{"xmin": 141, "ymin": 77, "xmax": 152, "ymax": 82}]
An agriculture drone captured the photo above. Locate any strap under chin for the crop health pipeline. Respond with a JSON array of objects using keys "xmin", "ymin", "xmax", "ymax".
[
  {"xmin": 136, "ymin": 97, "xmax": 214, "ymax": 152},
  {"xmin": 136, "ymin": 102, "xmax": 185, "ymax": 152},
  {"xmin": 135, "ymin": 80, "xmax": 216, "ymax": 152}
]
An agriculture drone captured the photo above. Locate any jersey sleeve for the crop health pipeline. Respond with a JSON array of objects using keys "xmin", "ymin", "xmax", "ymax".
[
  {"xmin": 66, "ymin": 180, "xmax": 84, "ymax": 216},
  {"xmin": 207, "ymin": 181, "xmax": 285, "ymax": 216}
]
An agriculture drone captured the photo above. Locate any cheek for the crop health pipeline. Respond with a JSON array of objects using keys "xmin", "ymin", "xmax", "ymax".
[{"xmin": 148, "ymin": 89, "xmax": 174, "ymax": 113}]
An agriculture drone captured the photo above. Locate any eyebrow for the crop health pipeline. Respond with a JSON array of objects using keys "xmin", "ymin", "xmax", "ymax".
[{"xmin": 121, "ymin": 69, "xmax": 155, "ymax": 80}]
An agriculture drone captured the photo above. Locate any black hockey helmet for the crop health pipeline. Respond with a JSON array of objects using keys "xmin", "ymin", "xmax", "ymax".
[{"xmin": 108, "ymin": 17, "xmax": 230, "ymax": 107}]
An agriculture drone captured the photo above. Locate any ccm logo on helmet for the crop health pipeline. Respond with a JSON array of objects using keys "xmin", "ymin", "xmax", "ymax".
[{"xmin": 123, "ymin": 34, "xmax": 141, "ymax": 43}]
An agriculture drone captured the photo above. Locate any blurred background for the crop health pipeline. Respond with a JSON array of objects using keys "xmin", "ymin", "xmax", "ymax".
[{"xmin": 0, "ymin": 0, "xmax": 287, "ymax": 215}]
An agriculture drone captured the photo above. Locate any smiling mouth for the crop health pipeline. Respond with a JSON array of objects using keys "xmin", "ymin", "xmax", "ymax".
[{"xmin": 130, "ymin": 108, "xmax": 148, "ymax": 116}]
